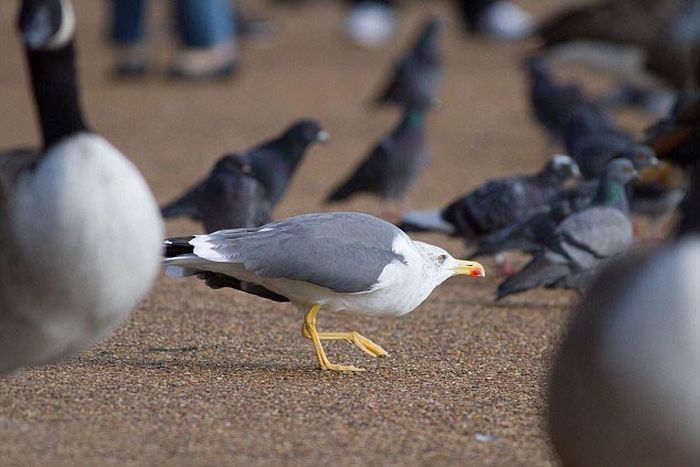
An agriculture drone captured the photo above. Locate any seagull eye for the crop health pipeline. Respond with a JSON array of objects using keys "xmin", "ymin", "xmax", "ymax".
[{"xmin": 437, "ymin": 254, "xmax": 447, "ymax": 264}]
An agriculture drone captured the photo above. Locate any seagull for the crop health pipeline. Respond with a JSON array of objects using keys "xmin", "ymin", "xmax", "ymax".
[
  {"xmin": 0, "ymin": 0, "xmax": 163, "ymax": 376},
  {"xmin": 548, "ymin": 157, "xmax": 700, "ymax": 467},
  {"xmin": 163, "ymin": 212, "xmax": 485, "ymax": 372},
  {"xmin": 372, "ymin": 16, "xmax": 444, "ymax": 109},
  {"xmin": 496, "ymin": 158, "xmax": 637, "ymax": 299},
  {"xmin": 161, "ymin": 154, "xmax": 272, "ymax": 232}
]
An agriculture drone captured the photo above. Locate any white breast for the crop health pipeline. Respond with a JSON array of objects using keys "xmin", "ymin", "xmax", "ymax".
[{"xmin": 0, "ymin": 133, "xmax": 163, "ymax": 374}]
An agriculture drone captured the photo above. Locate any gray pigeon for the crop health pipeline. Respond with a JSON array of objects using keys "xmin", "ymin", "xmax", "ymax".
[
  {"xmin": 325, "ymin": 103, "xmax": 431, "ymax": 216},
  {"xmin": 471, "ymin": 180, "xmax": 597, "ymax": 259},
  {"xmin": 161, "ymin": 154, "xmax": 272, "ymax": 233},
  {"xmin": 568, "ymin": 123, "xmax": 659, "ymax": 179},
  {"xmin": 548, "ymin": 162, "xmax": 700, "ymax": 467},
  {"xmin": 399, "ymin": 155, "xmax": 581, "ymax": 241},
  {"xmin": 496, "ymin": 158, "xmax": 637, "ymax": 299},
  {"xmin": 243, "ymin": 119, "xmax": 329, "ymax": 207},
  {"xmin": 372, "ymin": 16, "xmax": 443, "ymax": 108},
  {"xmin": 525, "ymin": 55, "xmax": 611, "ymax": 144}
]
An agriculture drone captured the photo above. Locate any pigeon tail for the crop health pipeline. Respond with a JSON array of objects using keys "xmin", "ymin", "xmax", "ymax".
[
  {"xmin": 397, "ymin": 209, "xmax": 455, "ymax": 234},
  {"xmin": 496, "ymin": 254, "xmax": 569, "ymax": 300},
  {"xmin": 325, "ymin": 177, "xmax": 364, "ymax": 203},
  {"xmin": 160, "ymin": 190, "xmax": 200, "ymax": 220}
]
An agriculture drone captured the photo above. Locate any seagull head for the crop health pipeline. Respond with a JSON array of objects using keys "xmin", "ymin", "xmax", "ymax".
[{"xmin": 413, "ymin": 241, "xmax": 485, "ymax": 282}]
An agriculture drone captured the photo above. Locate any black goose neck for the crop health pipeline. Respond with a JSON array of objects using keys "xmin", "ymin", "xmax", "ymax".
[{"xmin": 25, "ymin": 41, "xmax": 87, "ymax": 150}]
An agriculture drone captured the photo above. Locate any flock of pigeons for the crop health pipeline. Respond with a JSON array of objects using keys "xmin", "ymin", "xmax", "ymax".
[{"xmin": 1, "ymin": 0, "xmax": 700, "ymax": 464}]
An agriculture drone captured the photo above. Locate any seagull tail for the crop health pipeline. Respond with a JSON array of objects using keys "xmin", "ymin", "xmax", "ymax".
[
  {"xmin": 397, "ymin": 209, "xmax": 455, "ymax": 235},
  {"xmin": 496, "ymin": 254, "xmax": 569, "ymax": 300}
]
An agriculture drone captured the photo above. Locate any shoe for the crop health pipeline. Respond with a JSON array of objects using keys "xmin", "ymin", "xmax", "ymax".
[
  {"xmin": 168, "ymin": 42, "xmax": 239, "ymax": 81},
  {"xmin": 112, "ymin": 43, "xmax": 149, "ymax": 79},
  {"xmin": 344, "ymin": 1, "xmax": 396, "ymax": 48},
  {"xmin": 473, "ymin": 1, "xmax": 533, "ymax": 41}
]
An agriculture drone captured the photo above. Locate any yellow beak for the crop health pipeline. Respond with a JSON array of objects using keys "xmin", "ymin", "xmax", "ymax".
[{"xmin": 452, "ymin": 260, "xmax": 486, "ymax": 278}]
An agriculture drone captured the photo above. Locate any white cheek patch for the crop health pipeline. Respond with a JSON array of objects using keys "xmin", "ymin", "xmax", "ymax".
[{"xmin": 45, "ymin": 0, "xmax": 76, "ymax": 50}]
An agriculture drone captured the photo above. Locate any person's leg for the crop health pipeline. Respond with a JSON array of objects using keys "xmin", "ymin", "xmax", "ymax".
[
  {"xmin": 170, "ymin": 0, "xmax": 238, "ymax": 79},
  {"xmin": 110, "ymin": 0, "xmax": 147, "ymax": 44},
  {"xmin": 110, "ymin": 0, "xmax": 149, "ymax": 77}
]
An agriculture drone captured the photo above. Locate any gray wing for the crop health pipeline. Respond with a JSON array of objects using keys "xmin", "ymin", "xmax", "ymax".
[
  {"xmin": 193, "ymin": 212, "xmax": 407, "ymax": 293},
  {"xmin": 553, "ymin": 207, "xmax": 633, "ymax": 269}
]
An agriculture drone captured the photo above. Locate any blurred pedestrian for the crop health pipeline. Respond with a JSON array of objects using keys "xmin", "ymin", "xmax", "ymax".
[{"xmin": 110, "ymin": 0, "xmax": 238, "ymax": 80}]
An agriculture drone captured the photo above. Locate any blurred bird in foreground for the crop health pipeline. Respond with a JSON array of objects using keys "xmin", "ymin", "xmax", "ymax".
[
  {"xmin": 548, "ymin": 151, "xmax": 700, "ymax": 467},
  {"xmin": 163, "ymin": 212, "xmax": 484, "ymax": 372},
  {"xmin": 0, "ymin": 0, "xmax": 163, "ymax": 377}
]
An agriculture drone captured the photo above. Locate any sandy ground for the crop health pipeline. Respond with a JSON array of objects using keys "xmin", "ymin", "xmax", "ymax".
[{"xmin": 0, "ymin": 1, "xmax": 652, "ymax": 465}]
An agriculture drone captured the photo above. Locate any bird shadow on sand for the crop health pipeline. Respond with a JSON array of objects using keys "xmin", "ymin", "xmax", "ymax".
[{"xmin": 74, "ymin": 351, "xmax": 378, "ymax": 376}]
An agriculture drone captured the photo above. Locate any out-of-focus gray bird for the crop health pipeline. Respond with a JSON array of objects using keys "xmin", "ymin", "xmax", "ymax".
[
  {"xmin": 525, "ymin": 56, "xmax": 611, "ymax": 144},
  {"xmin": 548, "ymin": 154, "xmax": 700, "ymax": 467},
  {"xmin": 325, "ymin": 103, "xmax": 431, "ymax": 218},
  {"xmin": 566, "ymin": 117, "xmax": 659, "ymax": 179},
  {"xmin": 496, "ymin": 158, "xmax": 637, "ymax": 299},
  {"xmin": 398, "ymin": 155, "xmax": 581, "ymax": 241},
  {"xmin": 1, "ymin": 0, "xmax": 162, "ymax": 377},
  {"xmin": 372, "ymin": 16, "xmax": 444, "ymax": 108},
  {"xmin": 161, "ymin": 154, "xmax": 272, "ymax": 233}
]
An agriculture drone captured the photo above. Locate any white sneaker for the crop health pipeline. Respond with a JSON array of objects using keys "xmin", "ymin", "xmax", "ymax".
[
  {"xmin": 475, "ymin": 1, "xmax": 534, "ymax": 41},
  {"xmin": 344, "ymin": 2, "xmax": 396, "ymax": 48}
]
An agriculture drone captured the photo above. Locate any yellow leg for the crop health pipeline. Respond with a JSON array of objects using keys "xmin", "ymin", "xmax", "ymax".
[
  {"xmin": 316, "ymin": 332, "xmax": 389, "ymax": 358},
  {"xmin": 302, "ymin": 305, "xmax": 366, "ymax": 372}
]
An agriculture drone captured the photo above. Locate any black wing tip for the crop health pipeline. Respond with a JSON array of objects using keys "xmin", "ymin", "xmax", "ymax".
[{"xmin": 163, "ymin": 236, "xmax": 195, "ymax": 258}]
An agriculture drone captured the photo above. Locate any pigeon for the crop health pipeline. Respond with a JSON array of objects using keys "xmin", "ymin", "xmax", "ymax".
[
  {"xmin": 566, "ymin": 115, "xmax": 659, "ymax": 179},
  {"xmin": 325, "ymin": 102, "xmax": 431, "ymax": 217},
  {"xmin": 399, "ymin": 155, "xmax": 581, "ymax": 241},
  {"xmin": 242, "ymin": 119, "xmax": 329, "ymax": 207},
  {"xmin": 496, "ymin": 158, "xmax": 637, "ymax": 299},
  {"xmin": 372, "ymin": 16, "xmax": 444, "ymax": 108},
  {"xmin": 471, "ymin": 180, "xmax": 598, "ymax": 259},
  {"xmin": 525, "ymin": 56, "xmax": 610, "ymax": 144},
  {"xmin": 1, "ymin": 0, "xmax": 163, "ymax": 377},
  {"xmin": 161, "ymin": 154, "xmax": 272, "ymax": 233},
  {"xmin": 548, "ymin": 152, "xmax": 700, "ymax": 467},
  {"xmin": 644, "ymin": 94, "xmax": 700, "ymax": 168},
  {"xmin": 163, "ymin": 212, "xmax": 485, "ymax": 372},
  {"xmin": 630, "ymin": 162, "xmax": 687, "ymax": 238}
]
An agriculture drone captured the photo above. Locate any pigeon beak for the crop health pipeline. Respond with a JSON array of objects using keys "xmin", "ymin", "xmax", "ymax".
[
  {"xmin": 571, "ymin": 165, "xmax": 582, "ymax": 179},
  {"xmin": 452, "ymin": 260, "xmax": 486, "ymax": 278},
  {"xmin": 316, "ymin": 130, "xmax": 330, "ymax": 144}
]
